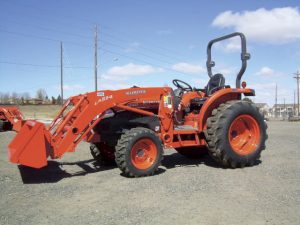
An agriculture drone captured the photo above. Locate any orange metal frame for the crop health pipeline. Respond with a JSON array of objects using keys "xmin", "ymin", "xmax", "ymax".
[
  {"xmin": 0, "ymin": 106, "xmax": 25, "ymax": 131},
  {"xmin": 7, "ymin": 86, "xmax": 254, "ymax": 168}
]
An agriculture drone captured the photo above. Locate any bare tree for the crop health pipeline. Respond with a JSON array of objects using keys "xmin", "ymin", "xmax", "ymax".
[
  {"xmin": 0, "ymin": 92, "xmax": 3, "ymax": 104},
  {"xmin": 11, "ymin": 92, "xmax": 18, "ymax": 104},
  {"xmin": 56, "ymin": 95, "xmax": 62, "ymax": 105},
  {"xmin": 1, "ymin": 92, "xmax": 10, "ymax": 104},
  {"xmin": 2, "ymin": 92, "xmax": 9, "ymax": 104},
  {"xmin": 51, "ymin": 96, "xmax": 56, "ymax": 105},
  {"xmin": 36, "ymin": 88, "xmax": 47, "ymax": 100},
  {"xmin": 22, "ymin": 92, "xmax": 31, "ymax": 100}
]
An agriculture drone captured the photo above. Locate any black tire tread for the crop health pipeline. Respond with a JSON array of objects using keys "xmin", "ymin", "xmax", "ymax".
[
  {"xmin": 115, "ymin": 127, "xmax": 163, "ymax": 177},
  {"xmin": 205, "ymin": 100, "xmax": 268, "ymax": 168},
  {"xmin": 0, "ymin": 120, "xmax": 3, "ymax": 132},
  {"xmin": 90, "ymin": 142, "xmax": 115, "ymax": 165}
]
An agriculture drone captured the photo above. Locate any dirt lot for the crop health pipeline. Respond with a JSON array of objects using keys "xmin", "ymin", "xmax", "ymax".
[
  {"xmin": 0, "ymin": 121, "xmax": 299, "ymax": 225},
  {"xmin": 19, "ymin": 105, "xmax": 61, "ymax": 119}
]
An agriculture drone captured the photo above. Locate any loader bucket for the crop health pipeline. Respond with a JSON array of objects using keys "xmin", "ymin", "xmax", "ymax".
[
  {"xmin": 8, "ymin": 120, "xmax": 51, "ymax": 168},
  {"xmin": 12, "ymin": 120, "xmax": 26, "ymax": 132}
]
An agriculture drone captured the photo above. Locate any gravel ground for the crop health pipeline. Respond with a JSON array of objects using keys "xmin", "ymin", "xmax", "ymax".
[{"xmin": 0, "ymin": 121, "xmax": 299, "ymax": 225}]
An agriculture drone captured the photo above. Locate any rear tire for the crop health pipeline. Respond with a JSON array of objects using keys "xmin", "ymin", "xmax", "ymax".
[
  {"xmin": 175, "ymin": 146, "xmax": 208, "ymax": 158},
  {"xmin": 0, "ymin": 120, "xmax": 3, "ymax": 132},
  {"xmin": 205, "ymin": 100, "xmax": 267, "ymax": 168},
  {"xmin": 90, "ymin": 142, "xmax": 115, "ymax": 165},
  {"xmin": 115, "ymin": 127, "xmax": 163, "ymax": 177}
]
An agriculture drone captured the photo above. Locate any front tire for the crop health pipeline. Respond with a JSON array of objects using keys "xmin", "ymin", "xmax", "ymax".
[
  {"xmin": 90, "ymin": 142, "xmax": 115, "ymax": 165},
  {"xmin": 115, "ymin": 127, "xmax": 163, "ymax": 177},
  {"xmin": 205, "ymin": 100, "xmax": 267, "ymax": 168},
  {"xmin": 0, "ymin": 120, "xmax": 3, "ymax": 132}
]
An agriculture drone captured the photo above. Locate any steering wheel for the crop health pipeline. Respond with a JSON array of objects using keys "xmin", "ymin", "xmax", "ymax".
[{"xmin": 172, "ymin": 79, "xmax": 193, "ymax": 91}]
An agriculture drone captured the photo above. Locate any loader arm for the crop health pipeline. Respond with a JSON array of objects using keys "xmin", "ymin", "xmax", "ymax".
[
  {"xmin": 8, "ymin": 87, "xmax": 172, "ymax": 168},
  {"xmin": 0, "ymin": 106, "xmax": 25, "ymax": 132}
]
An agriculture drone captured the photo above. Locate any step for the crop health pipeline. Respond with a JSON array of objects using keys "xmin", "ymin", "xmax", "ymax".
[{"xmin": 175, "ymin": 125, "xmax": 197, "ymax": 131}]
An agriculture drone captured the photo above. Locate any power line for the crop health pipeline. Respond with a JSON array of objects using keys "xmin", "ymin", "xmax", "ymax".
[
  {"xmin": 0, "ymin": 29, "xmax": 193, "ymax": 76},
  {"xmin": 94, "ymin": 25, "xmax": 98, "ymax": 91},
  {"xmin": 1, "ymin": 19, "xmax": 184, "ymax": 63},
  {"xmin": 61, "ymin": 42, "xmax": 64, "ymax": 105},
  {"xmin": 3, "ymin": 19, "xmax": 93, "ymax": 40},
  {"xmin": 98, "ymin": 47, "xmax": 192, "ymax": 77},
  {"xmin": 6, "ymin": 76, "xmax": 96, "ymax": 93},
  {"xmin": 1, "ymin": 0, "xmax": 186, "ymax": 61},
  {"xmin": 101, "ymin": 31, "xmax": 184, "ymax": 59},
  {"xmin": 0, "ymin": 29, "xmax": 60, "ymax": 43},
  {"xmin": 275, "ymin": 83, "xmax": 278, "ymax": 118},
  {"xmin": 294, "ymin": 70, "xmax": 300, "ymax": 116},
  {"xmin": 0, "ymin": 61, "xmax": 92, "ymax": 69},
  {"xmin": 0, "ymin": 28, "xmax": 178, "ymax": 67},
  {"xmin": 101, "ymin": 40, "xmax": 176, "ymax": 65},
  {"xmin": 0, "ymin": 0, "xmax": 101, "ymax": 31},
  {"xmin": 0, "ymin": 29, "xmax": 93, "ymax": 48}
]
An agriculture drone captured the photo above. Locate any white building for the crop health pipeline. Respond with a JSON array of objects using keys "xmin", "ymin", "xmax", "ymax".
[{"xmin": 270, "ymin": 104, "xmax": 295, "ymax": 118}]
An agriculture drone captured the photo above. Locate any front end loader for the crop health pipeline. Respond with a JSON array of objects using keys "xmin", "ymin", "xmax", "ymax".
[
  {"xmin": 0, "ymin": 106, "xmax": 25, "ymax": 132},
  {"xmin": 7, "ymin": 32, "xmax": 267, "ymax": 177}
]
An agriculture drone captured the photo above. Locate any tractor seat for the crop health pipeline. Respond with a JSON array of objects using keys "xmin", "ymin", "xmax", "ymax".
[{"xmin": 205, "ymin": 73, "xmax": 225, "ymax": 96}]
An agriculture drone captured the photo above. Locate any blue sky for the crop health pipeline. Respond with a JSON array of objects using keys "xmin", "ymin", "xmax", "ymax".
[{"xmin": 0, "ymin": 0, "xmax": 300, "ymax": 105}]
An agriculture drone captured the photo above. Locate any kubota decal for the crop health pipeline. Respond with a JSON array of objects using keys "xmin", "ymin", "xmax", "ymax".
[{"xmin": 125, "ymin": 90, "xmax": 146, "ymax": 95}]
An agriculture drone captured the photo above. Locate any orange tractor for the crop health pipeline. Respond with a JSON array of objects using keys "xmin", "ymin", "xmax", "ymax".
[
  {"xmin": 0, "ymin": 106, "xmax": 24, "ymax": 132},
  {"xmin": 8, "ymin": 33, "xmax": 267, "ymax": 177}
]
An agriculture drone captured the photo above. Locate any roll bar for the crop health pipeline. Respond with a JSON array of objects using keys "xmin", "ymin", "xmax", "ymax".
[{"xmin": 206, "ymin": 32, "xmax": 250, "ymax": 88}]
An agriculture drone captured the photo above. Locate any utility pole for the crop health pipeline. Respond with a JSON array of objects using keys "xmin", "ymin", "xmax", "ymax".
[
  {"xmin": 60, "ymin": 41, "xmax": 64, "ymax": 106},
  {"xmin": 94, "ymin": 25, "xmax": 98, "ymax": 91},
  {"xmin": 294, "ymin": 90, "xmax": 296, "ymax": 116},
  {"xmin": 283, "ymin": 98, "xmax": 286, "ymax": 119},
  {"xmin": 294, "ymin": 70, "xmax": 300, "ymax": 116},
  {"xmin": 275, "ymin": 83, "xmax": 278, "ymax": 118}
]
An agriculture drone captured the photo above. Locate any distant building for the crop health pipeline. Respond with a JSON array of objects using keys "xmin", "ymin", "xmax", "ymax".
[
  {"xmin": 28, "ymin": 98, "xmax": 43, "ymax": 105},
  {"xmin": 270, "ymin": 104, "xmax": 295, "ymax": 118}
]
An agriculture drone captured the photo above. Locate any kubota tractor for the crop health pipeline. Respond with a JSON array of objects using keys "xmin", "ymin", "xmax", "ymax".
[
  {"xmin": 0, "ymin": 106, "xmax": 24, "ymax": 132},
  {"xmin": 8, "ymin": 32, "xmax": 267, "ymax": 177}
]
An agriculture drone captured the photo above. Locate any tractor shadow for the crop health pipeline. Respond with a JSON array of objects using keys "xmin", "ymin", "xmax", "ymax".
[
  {"xmin": 18, "ymin": 159, "xmax": 115, "ymax": 184},
  {"xmin": 162, "ymin": 153, "xmax": 220, "ymax": 169},
  {"xmin": 162, "ymin": 153, "xmax": 261, "ymax": 170},
  {"xmin": 18, "ymin": 154, "xmax": 262, "ymax": 183}
]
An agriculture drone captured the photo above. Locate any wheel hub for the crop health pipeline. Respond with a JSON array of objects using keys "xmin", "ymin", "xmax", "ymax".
[
  {"xmin": 136, "ymin": 149, "xmax": 145, "ymax": 157},
  {"xmin": 228, "ymin": 114, "xmax": 260, "ymax": 156},
  {"xmin": 131, "ymin": 139, "xmax": 157, "ymax": 169}
]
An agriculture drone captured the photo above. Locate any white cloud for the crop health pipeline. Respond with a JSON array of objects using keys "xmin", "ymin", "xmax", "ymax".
[
  {"xmin": 212, "ymin": 7, "xmax": 300, "ymax": 44},
  {"xmin": 101, "ymin": 63, "xmax": 160, "ymax": 81},
  {"xmin": 215, "ymin": 38, "xmax": 241, "ymax": 52},
  {"xmin": 250, "ymin": 82, "xmax": 291, "ymax": 105},
  {"xmin": 171, "ymin": 62, "xmax": 206, "ymax": 74},
  {"xmin": 255, "ymin": 67, "xmax": 282, "ymax": 77}
]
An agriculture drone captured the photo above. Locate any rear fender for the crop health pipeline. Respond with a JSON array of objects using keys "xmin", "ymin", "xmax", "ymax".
[{"xmin": 199, "ymin": 88, "xmax": 254, "ymax": 131}]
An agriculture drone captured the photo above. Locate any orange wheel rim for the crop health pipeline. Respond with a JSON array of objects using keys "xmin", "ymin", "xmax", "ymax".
[
  {"xmin": 228, "ymin": 114, "xmax": 260, "ymax": 156},
  {"xmin": 131, "ymin": 138, "xmax": 157, "ymax": 170}
]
